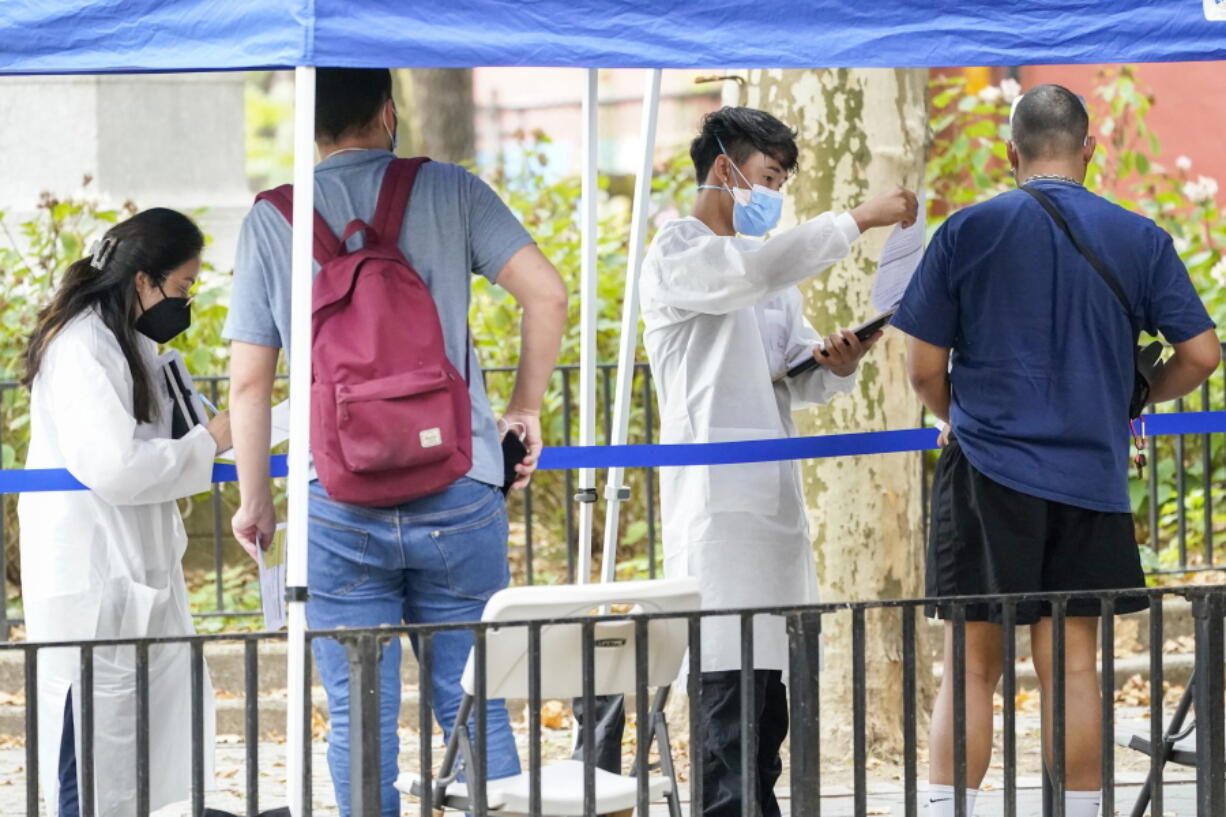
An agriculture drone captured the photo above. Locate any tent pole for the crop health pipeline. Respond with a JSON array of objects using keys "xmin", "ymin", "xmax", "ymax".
[
  {"xmin": 598, "ymin": 68, "xmax": 661, "ymax": 584},
  {"xmin": 576, "ymin": 68, "xmax": 599, "ymax": 584},
  {"xmin": 286, "ymin": 65, "xmax": 316, "ymax": 817}
]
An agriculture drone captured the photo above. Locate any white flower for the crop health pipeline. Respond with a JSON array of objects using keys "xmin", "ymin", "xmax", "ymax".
[
  {"xmin": 1211, "ymin": 259, "xmax": 1226, "ymax": 289},
  {"xmin": 1000, "ymin": 78, "xmax": 1022, "ymax": 102},
  {"xmin": 1173, "ymin": 236, "xmax": 1191, "ymax": 254},
  {"xmin": 1184, "ymin": 175, "xmax": 1220, "ymax": 203},
  {"xmin": 1100, "ymin": 118, "xmax": 1115, "ymax": 137},
  {"xmin": 978, "ymin": 85, "xmax": 1003, "ymax": 103},
  {"xmin": 1175, "ymin": 155, "xmax": 1193, "ymax": 171}
]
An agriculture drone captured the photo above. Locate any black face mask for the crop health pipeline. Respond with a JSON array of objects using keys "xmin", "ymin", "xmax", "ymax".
[{"xmin": 135, "ymin": 286, "xmax": 192, "ymax": 343}]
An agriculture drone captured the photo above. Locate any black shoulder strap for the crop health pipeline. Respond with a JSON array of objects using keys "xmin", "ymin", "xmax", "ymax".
[{"xmin": 1020, "ymin": 184, "xmax": 1134, "ymax": 319}]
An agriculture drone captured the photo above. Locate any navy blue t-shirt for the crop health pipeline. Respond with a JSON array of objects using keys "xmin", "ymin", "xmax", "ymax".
[{"xmin": 893, "ymin": 181, "xmax": 1214, "ymax": 512}]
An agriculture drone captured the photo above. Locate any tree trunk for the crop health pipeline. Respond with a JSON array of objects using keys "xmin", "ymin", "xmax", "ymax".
[
  {"xmin": 741, "ymin": 68, "xmax": 933, "ymax": 759},
  {"xmin": 392, "ymin": 69, "xmax": 476, "ymax": 164}
]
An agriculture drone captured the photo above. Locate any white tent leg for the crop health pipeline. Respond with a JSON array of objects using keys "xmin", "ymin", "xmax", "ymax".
[
  {"xmin": 286, "ymin": 65, "xmax": 316, "ymax": 817},
  {"xmin": 576, "ymin": 68, "xmax": 599, "ymax": 585},
  {"xmin": 598, "ymin": 69, "xmax": 662, "ymax": 584}
]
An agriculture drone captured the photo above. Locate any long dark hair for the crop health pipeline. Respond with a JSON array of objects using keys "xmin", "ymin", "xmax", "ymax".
[{"xmin": 23, "ymin": 208, "xmax": 203, "ymax": 424}]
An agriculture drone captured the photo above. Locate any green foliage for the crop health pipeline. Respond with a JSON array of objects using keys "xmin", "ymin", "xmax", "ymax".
[
  {"xmin": 0, "ymin": 185, "xmax": 135, "ymax": 390},
  {"xmin": 928, "ymin": 67, "xmax": 1226, "ymax": 581},
  {"xmin": 186, "ymin": 561, "xmax": 263, "ymax": 634},
  {"xmin": 245, "ymin": 71, "xmax": 295, "ymax": 192}
]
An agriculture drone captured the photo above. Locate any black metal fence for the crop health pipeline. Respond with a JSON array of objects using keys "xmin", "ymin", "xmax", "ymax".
[
  {"xmin": 3, "ymin": 585, "xmax": 1223, "ymax": 816},
  {"xmin": 2, "ymin": 349, "xmax": 1226, "ymax": 632}
]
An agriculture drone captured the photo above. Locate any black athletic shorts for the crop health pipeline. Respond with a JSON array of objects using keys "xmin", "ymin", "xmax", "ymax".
[{"xmin": 925, "ymin": 438, "xmax": 1147, "ymax": 624}]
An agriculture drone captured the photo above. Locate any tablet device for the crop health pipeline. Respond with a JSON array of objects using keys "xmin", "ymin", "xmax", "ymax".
[{"xmin": 784, "ymin": 310, "xmax": 895, "ymax": 379}]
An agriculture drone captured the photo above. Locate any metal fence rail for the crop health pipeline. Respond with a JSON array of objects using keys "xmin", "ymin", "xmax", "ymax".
[{"xmin": 1, "ymin": 585, "xmax": 1222, "ymax": 816}]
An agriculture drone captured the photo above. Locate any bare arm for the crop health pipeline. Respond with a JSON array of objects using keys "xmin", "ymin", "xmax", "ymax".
[
  {"xmin": 1147, "ymin": 328, "xmax": 1220, "ymax": 404},
  {"xmin": 494, "ymin": 244, "xmax": 568, "ymax": 489},
  {"xmin": 229, "ymin": 341, "xmax": 280, "ymax": 559},
  {"xmin": 905, "ymin": 333, "xmax": 952, "ymax": 423}
]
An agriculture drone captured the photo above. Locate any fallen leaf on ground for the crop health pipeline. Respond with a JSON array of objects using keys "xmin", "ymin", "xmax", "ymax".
[{"xmin": 540, "ymin": 700, "xmax": 570, "ymax": 730}]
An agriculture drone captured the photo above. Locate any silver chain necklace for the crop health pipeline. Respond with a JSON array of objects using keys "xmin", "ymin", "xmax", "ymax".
[
  {"xmin": 1022, "ymin": 173, "xmax": 1082, "ymax": 186},
  {"xmin": 321, "ymin": 146, "xmax": 370, "ymax": 161}
]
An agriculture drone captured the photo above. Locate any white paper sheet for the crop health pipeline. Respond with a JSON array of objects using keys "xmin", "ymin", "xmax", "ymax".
[
  {"xmin": 215, "ymin": 400, "xmax": 290, "ymax": 462},
  {"xmin": 871, "ymin": 193, "xmax": 927, "ymax": 313},
  {"xmin": 257, "ymin": 522, "xmax": 288, "ymax": 631}
]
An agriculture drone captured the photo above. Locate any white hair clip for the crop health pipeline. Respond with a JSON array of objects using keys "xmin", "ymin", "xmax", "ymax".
[{"xmin": 89, "ymin": 237, "xmax": 118, "ymax": 270}]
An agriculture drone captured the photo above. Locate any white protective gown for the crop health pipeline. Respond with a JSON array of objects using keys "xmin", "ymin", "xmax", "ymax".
[
  {"xmin": 640, "ymin": 213, "xmax": 861, "ymax": 673},
  {"xmin": 18, "ymin": 309, "xmax": 218, "ymax": 817}
]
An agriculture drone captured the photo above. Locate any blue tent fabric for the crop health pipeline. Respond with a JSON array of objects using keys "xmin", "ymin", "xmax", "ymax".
[
  {"xmin": 3, "ymin": 0, "xmax": 1225, "ymax": 74},
  {"xmin": 0, "ymin": 1, "xmax": 303, "ymax": 75}
]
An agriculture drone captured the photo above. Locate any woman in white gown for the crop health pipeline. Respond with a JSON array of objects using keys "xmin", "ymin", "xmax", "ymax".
[{"xmin": 18, "ymin": 208, "xmax": 231, "ymax": 817}]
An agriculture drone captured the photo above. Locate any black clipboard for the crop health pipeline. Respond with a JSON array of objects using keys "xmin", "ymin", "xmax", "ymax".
[{"xmin": 783, "ymin": 309, "xmax": 894, "ymax": 379}]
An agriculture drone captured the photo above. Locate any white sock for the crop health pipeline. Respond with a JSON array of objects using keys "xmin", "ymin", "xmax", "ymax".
[
  {"xmin": 1064, "ymin": 790, "xmax": 1101, "ymax": 817},
  {"xmin": 927, "ymin": 783, "xmax": 978, "ymax": 817}
]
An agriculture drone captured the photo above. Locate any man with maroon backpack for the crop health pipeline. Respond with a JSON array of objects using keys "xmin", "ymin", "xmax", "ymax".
[{"xmin": 223, "ymin": 68, "xmax": 567, "ymax": 815}]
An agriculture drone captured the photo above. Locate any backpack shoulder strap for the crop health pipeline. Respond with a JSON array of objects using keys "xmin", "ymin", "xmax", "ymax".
[
  {"xmin": 253, "ymin": 184, "xmax": 342, "ymax": 264},
  {"xmin": 372, "ymin": 157, "xmax": 431, "ymax": 249},
  {"xmin": 1020, "ymin": 184, "xmax": 1134, "ymax": 318}
]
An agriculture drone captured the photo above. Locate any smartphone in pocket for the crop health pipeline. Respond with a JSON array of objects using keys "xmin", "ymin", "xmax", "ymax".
[{"xmin": 501, "ymin": 429, "xmax": 528, "ymax": 494}]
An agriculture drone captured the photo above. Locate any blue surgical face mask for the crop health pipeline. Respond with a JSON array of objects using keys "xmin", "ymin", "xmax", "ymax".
[{"xmin": 698, "ymin": 142, "xmax": 784, "ymax": 236}]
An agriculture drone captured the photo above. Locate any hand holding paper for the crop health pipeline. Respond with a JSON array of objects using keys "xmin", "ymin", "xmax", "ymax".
[
  {"xmin": 870, "ymin": 190, "xmax": 926, "ymax": 313},
  {"xmin": 782, "ymin": 191, "xmax": 925, "ymax": 381},
  {"xmin": 257, "ymin": 522, "xmax": 288, "ymax": 631}
]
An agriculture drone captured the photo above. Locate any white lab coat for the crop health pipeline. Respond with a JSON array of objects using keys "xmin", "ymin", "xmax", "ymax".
[
  {"xmin": 18, "ymin": 309, "xmax": 218, "ymax": 817},
  {"xmin": 641, "ymin": 214, "xmax": 861, "ymax": 673}
]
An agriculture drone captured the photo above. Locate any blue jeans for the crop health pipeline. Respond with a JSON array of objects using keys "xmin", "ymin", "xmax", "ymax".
[{"xmin": 307, "ymin": 477, "xmax": 521, "ymax": 817}]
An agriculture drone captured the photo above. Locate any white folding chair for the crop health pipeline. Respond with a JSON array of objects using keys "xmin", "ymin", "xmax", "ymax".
[{"xmin": 396, "ymin": 577, "xmax": 700, "ymax": 816}]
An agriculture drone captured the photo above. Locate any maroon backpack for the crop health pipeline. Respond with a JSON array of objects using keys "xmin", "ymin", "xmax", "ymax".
[{"xmin": 256, "ymin": 157, "xmax": 473, "ymax": 506}]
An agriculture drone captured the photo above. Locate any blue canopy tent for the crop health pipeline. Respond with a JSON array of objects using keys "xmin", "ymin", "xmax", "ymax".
[
  {"xmin": 3, "ymin": 2, "xmax": 1225, "ymax": 813},
  {"xmin": 4, "ymin": 1, "xmax": 1226, "ymax": 72}
]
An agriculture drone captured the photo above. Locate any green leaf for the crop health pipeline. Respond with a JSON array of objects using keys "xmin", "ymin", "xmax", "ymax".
[{"xmin": 621, "ymin": 519, "xmax": 648, "ymax": 546}]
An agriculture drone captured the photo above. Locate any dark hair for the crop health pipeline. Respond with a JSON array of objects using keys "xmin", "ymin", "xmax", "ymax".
[
  {"xmin": 690, "ymin": 106, "xmax": 799, "ymax": 185},
  {"xmin": 1011, "ymin": 84, "xmax": 1089, "ymax": 162},
  {"xmin": 316, "ymin": 68, "xmax": 393, "ymax": 143},
  {"xmin": 23, "ymin": 208, "xmax": 203, "ymax": 424}
]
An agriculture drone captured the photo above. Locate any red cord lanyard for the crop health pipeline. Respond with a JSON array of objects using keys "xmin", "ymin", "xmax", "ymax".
[{"xmin": 1130, "ymin": 417, "xmax": 1148, "ymax": 480}]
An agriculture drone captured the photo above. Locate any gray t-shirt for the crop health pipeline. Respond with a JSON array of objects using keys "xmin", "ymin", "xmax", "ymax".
[{"xmin": 223, "ymin": 149, "xmax": 533, "ymax": 489}]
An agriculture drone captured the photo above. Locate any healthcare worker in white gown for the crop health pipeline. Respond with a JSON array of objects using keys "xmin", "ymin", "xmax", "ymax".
[
  {"xmin": 18, "ymin": 208, "xmax": 231, "ymax": 817},
  {"xmin": 640, "ymin": 107, "xmax": 917, "ymax": 817}
]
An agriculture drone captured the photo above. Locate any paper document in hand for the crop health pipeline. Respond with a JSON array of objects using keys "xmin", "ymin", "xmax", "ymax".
[
  {"xmin": 216, "ymin": 400, "xmax": 290, "ymax": 462},
  {"xmin": 257, "ymin": 523, "xmax": 288, "ymax": 631},
  {"xmin": 871, "ymin": 193, "xmax": 927, "ymax": 313}
]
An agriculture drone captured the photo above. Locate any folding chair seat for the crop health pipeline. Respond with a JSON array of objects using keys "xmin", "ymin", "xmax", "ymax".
[{"xmin": 396, "ymin": 577, "xmax": 701, "ymax": 816}]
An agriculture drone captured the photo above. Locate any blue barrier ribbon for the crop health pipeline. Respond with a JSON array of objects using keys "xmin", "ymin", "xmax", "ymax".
[{"xmin": 4, "ymin": 410, "xmax": 1226, "ymax": 495}]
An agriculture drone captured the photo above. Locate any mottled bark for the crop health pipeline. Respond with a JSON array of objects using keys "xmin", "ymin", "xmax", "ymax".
[
  {"xmin": 392, "ymin": 68, "xmax": 476, "ymax": 163},
  {"xmin": 742, "ymin": 68, "xmax": 934, "ymax": 757}
]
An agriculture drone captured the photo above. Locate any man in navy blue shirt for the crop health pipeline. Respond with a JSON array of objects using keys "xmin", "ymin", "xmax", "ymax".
[{"xmin": 894, "ymin": 84, "xmax": 1219, "ymax": 817}]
